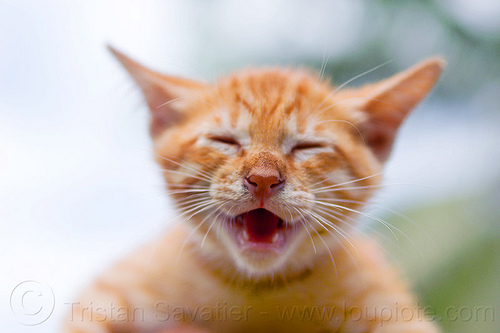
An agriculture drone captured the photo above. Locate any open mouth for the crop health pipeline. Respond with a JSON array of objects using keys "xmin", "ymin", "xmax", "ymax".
[{"xmin": 227, "ymin": 208, "xmax": 293, "ymax": 252}]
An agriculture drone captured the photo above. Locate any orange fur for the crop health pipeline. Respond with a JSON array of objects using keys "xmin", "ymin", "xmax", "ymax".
[{"xmin": 61, "ymin": 48, "xmax": 444, "ymax": 333}]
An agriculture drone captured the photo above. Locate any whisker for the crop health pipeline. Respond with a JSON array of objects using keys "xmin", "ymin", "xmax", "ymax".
[
  {"xmin": 305, "ymin": 53, "xmax": 331, "ymax": 108},
  {"xmin": 315, "ymin": 96, "xmax": 393, "ymax": 119},
  {"xmin": 305, "ymin": 209, "xmax": 360, "ymax": 259},
  {"xmin": 317, "ymin": 118, "xmax": 366, "ymax": 144},
  {"xmin": 299, "ymin": 210, "xmax": 338, "ymax": 278},
  {"xmin": 311, "ymin": 184, "xmax": 385, "ymax": 194},
  {"xmin": 282, "ymin": 203, "xmax": 295, "ymax": 223},
  {"xmin": 306, "ymin": 199, "xmax": 400, "ymax": 241},
  {"xmin": 168, "ymin": 184, "xmax": 211, "ymax": 189},
  {"xmin": 316, "ymin": 205, "xmax": 394, "ymax": 243},
  {"xmin": 175, "ymin": 192, "xmax": 210, "ymax": 203},
  {"xmin": 183, "ymin": 201, "xmax": 221, "ymax": 222},
  {"xmin": 199, "ymin": 204, "xmax": 227, "ymax": 247},
  {"xmin": 292, "ymin": 207, "xmax": 317, "ymax": 254},
  {"xmin": 175, "ymin": 202, "xmax": 211, "ymax": 215},
  {"xmin": 161, "ymin": 168, "xmax": 213, "ymax": 184},
  {"xmin": 318, "ymin": 52, "xmax": 330, "ymax": 83},
  {"xmin": 174, "ymin": 198, "xmax": 230, "ymax": 250},
  {"xmin": 306, "ymin": 208, "xmax": 359, "ymax": 250},
  {"xmin": 160, "ymin": 94, "xmax": 220, "ymax": 111},
  {"xmin": 200, "ymin": 215, "xmax": 219, "ymax": 248},
  {"xmin": 311, "ymin": 171, "xmax": 384, "ymax": 190},
  {"xmin": 164, "ymin": 189, "xmax": 210, "ymax": 195},
  {"xmin": 332, "ymin": 60, "xmax": 394, "ymax": 96},
  {"xmin": 157, "ymin": 96, "xmax": 190, "ymax": 108},
  {"xmin": 175, "ymin": 200, "xmax": 217, "ymax": 221},
  {"xmin": 308, "ymin": 203, "xmax": 410, "ymax": 264},
  {"xmin": 175, "ymin": 204, "xmax": 220, "ymax": 265},
  {"xmin": 156, "ymin": 154, "xmax": 214, "ymax": 181},
  {"xmin": 130, "ymin": 146, "xmax": 214, "ymax": 182},
  {"xmin": 311, "ymin": 205, "xmax": 404, "ymax": 270},
  {"xmin": 315, "ymin": 197, "xmax": 423, "ymax": 232},
  {"xmin": 201, "ymin": 203, "xmax": 234, "ymax": 247},
  {"xmin": 312, "ymin": 60, "xmax": 393, "ymax": 116},
  {"xmin": 175, "ymin": 196, "xmax": 212, "ymax": 210},
  {"xmin": 311, "ymin": 183, "xmax": 430, "ymax": 194},
  {"xmin": 306, "ymin": 208, "xmax": 362, "ymax": 273}
]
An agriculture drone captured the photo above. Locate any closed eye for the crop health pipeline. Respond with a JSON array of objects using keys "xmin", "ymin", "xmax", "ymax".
[
  {"xmin": 207, "ymin": 135, "xmax": 241, "ymax": 147},
  {"xmin": 291, "ymin": 142, "xmax": 325, "ymax": 153}
]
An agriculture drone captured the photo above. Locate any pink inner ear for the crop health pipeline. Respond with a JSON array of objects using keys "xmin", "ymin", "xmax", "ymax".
[
  {"xmin": 108, "ymin": 47, "xmax": 206, "ymax": 138},
  {"xmin": 355, "ymin": 59, "xmax": 445, "ymax": 162},
  {"xmin": 360, "ymin": 121, "xmax": 396, "ymax": 162},
  {"xmin": 144, "ymin": 83, "xmax": 182, "ymax": 137}
]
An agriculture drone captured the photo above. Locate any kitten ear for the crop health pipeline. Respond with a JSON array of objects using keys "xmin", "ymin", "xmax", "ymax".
[
  {"xmin": 354, "ymin": 58, "xmax": 445, "ymax": 162},
  {"xmin": 108, "ymin": 46, "xmax": 206, "ymax": 137}
]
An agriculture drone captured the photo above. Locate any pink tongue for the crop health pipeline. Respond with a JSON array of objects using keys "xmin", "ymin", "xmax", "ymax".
[{"xmin": 243, "ymin": 209, "xmax": 280, "ymax": 243}]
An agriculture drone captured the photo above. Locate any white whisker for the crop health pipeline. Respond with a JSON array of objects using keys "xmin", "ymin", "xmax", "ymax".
[
  {"xmin": 292, "ymin": 207, "xmax": 317, "ymax": 254},
  {"xmin": 164, "ymin": 189, "xmax": 210, "ymax": 195},
  {"xmin": 315, "ymin": 96, "xmax": 393, "ymax": 119},
  {"xmin": 307, "ymin": 208, "xmax": 360, "ymax": 255},
  {"xmin": 300, "ymin": 210, "xmax": 338, "ymax": 278},
  {"xmin": 315, "ymin": 197, "xmax": 423, "ymax": 232},
  {"xmin": 156, "ymin": 154, "xmax": 214, "ymax": 181},
  {"xmin": 168, "ymin": 184, "xmax": 211, "ymax": 189},
  {"xmin": 311, "ymin": 171, "xmax": 384, "ymax": 190},
  {"xmin": 306, "ymin": 209, "xmax": 358, "ymax": 255},
  {"xmin": 201, "ymin": 203, "xmax": 234, "ymax": 247},
  {"xmin": 306, "ymin": 199, "xmax": 400, "ymax": 241},
  {"xmin": 161, "ymin": 168, "xmax": 212, "ymax": 183},
  {"xmin": 332, "ymin": 60, "xmax": 393, "ymax": 96},
  {"xmin": 311, "ymin": 183, "xmax": 430, "ymax": 194},
  {"xmin": 176, "ymin": 196, "xmax": 212, "ymax": 210},
  {"xmin": 312, "ymin": 60, "xmax": 393, "ymax": 116},
  {"xmin": 175, "ymin": 205, "xmax": 218, "ymax": 265}
]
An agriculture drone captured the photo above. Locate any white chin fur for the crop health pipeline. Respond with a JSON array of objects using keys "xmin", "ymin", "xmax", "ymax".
[
  {"xmin": 233, "ymin": 252, "xmax": 290, "ymax": 279},
  {"xmin": 217, "ymin": 227, "xmax": 310, "ymax": 280}
]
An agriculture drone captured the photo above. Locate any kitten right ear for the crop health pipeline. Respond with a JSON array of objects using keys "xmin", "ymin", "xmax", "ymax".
[
  {"xmin": 345, "ymin": 58, "xmax": 445, "ymax": 162},
  {"xmin": 108, "ymin": 46, "xmax": 206, "ymax": 137}
]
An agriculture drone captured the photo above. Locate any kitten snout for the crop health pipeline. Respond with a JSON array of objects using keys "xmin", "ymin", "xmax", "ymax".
[{"xmin": 244, "ymin": 166, "xmax": 285, "ymax": 204}]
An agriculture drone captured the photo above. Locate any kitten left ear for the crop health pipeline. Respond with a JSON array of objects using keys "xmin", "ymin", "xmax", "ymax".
[
  {"xmin": 354, "ymin": 58, "xmax": 445, "ymax": 162},
  {"xmin": 108, "ymin": 45, "xmax": 207, "ymax": 138}
]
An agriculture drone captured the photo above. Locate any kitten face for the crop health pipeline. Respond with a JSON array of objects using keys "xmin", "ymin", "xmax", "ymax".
[
  {"xmin": 155, "ymin": 70, "xmax": 382, "ymax": 278},
  {"xmin": 110, "ymin": 48, "xmax": 444, "ymax": 279}
]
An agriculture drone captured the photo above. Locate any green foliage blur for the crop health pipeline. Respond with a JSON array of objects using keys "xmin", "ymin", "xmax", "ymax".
[
  {"xmin": 201, "ymin": 1, "xmax": 500, "ymax": 332},
  {"xmin": 332, "ymin": 2, "xmax": 500, "ymax": 332}
]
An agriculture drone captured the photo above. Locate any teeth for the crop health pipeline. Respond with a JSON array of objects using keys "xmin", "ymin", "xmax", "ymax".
[
  {"xmin": 242, "ymin": 230, "xmax": 249, "ymax": 241},
  {"xmin": 272, "ymin": 233, "xmax": 279, "ymax": 243}
]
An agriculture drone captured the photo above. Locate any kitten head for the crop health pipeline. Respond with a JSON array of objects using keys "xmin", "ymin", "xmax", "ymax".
[{"xmin": 110, "ymin": 47, "xmax": 444, "ymax": 279}]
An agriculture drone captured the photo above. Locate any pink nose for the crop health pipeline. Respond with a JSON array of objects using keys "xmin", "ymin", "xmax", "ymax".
[{"xmin": 244, "ymin": 167, "xmax": 285, "ymax": 201}]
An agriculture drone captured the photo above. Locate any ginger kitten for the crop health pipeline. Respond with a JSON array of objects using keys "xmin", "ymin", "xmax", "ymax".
[{"xmin": 62, "ymin": 47, "xmax": 444, "ymax": 333}]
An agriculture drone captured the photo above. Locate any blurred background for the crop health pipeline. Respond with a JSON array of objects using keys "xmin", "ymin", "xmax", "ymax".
[{"xmin": 1, "ymin": 0, "xmax": 499, "ymax": 332}]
